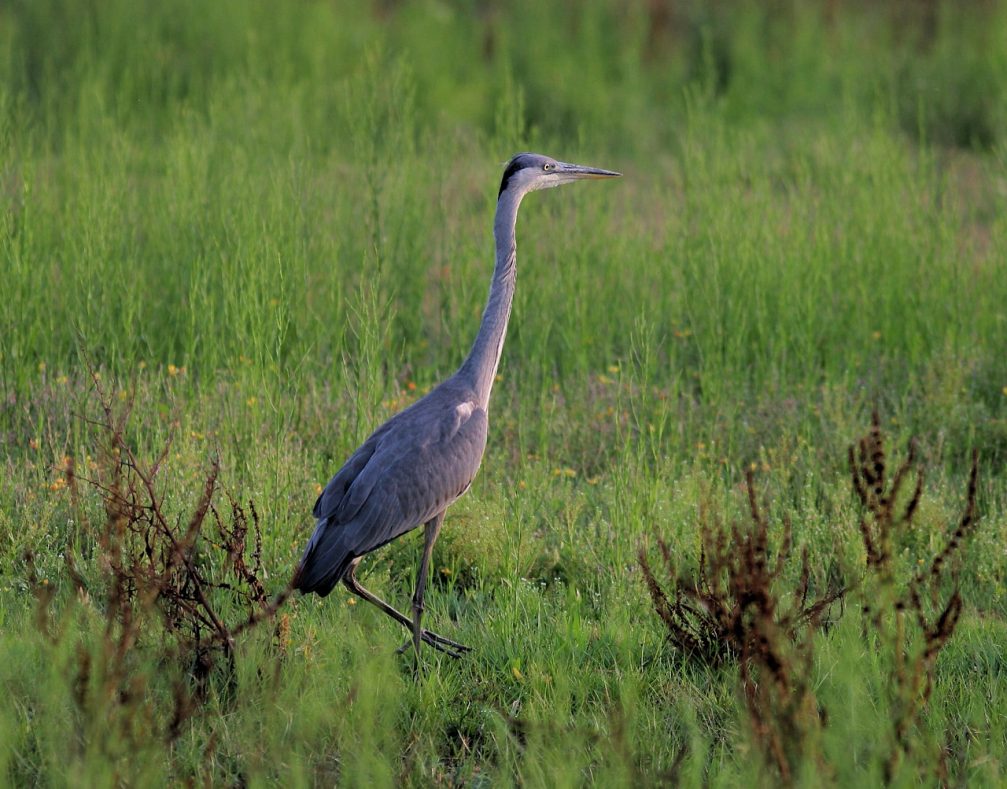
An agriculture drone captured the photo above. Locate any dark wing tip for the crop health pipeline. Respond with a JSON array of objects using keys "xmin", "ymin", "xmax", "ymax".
[
  {"xmin": 291, "ymin": 560, "xmax": 305, "ymax": 590},
  {"xmin": 292, "ymin": 530, "xmax": 352, "ymax": 598}
]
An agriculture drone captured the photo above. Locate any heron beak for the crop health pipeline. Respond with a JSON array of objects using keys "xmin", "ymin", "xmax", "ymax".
[{"xmin": 559, "ymin": 162, "xmax": 622, "ymax": 179}]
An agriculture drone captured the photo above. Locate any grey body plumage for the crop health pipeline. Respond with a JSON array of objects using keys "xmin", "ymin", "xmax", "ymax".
[
  {"xmin": 294, "ymin": 153, "xmax": 620, "ymax": 658},
  {"xmin": 296, "ymin": 378, "xmax": 486, "ymax": 596}
]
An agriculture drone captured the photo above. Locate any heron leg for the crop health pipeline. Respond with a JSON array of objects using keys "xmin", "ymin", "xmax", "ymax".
[
  {"xmin": 411, "ymin": 512, "xmax": 445, "ymax": 660},
  {"xmin": 342, "ymin": 557, "xmax": 469, "ymax": 657}
]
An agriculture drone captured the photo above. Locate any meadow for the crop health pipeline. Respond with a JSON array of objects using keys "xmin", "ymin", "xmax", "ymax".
[{"xmin": 1, "ymin": 0, "xmax": 1006, "ymax": 784}]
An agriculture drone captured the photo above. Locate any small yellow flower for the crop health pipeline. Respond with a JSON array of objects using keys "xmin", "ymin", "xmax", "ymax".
[
  {"xmin": 29, "ymin": 439, "xmax": 38, "ymax": 450},
  {"xmin": 517, "ymin": 480, "xmax": 527, "ymax": 490},
  {"xmin": 1002, "ymin": 386, "xmax": 1007, "ymax": 396},
  {"xmin": 871, "ymin": 331, "xmax": 882, "ymax": 341},
  {"xmin": 597, "ymin": 374, "xmax": 613, "ymax": 385},
  {"xmin": 607, "ymin": 365, "xmax": 620, "ymax": 374},
  {"xmin": 138, "ymin": 360, "xmax": 146, "ymax": 370},
  {"xmin": 586, "ymin": 476, "xmax": 601, "ymax": 486},
  {"xmin": 38, "ymin": 361, "xmax": 46, "ymax": 373},
  {"xmin": 346, "ymin": 597, "xmax": 356, "ymax": 606},
  {"xmin": 495, "ymin": 374, "xmax": 503, "ymax": 383},
  {"xmin": 246, "ymin": 396, "xmax": 258, "ymax": 407},
  {"xmin": 57, "ymin": 375, "xmax": 69, "ymax": 385},
  {"xmin": 749, "ymin": 462, "xmax": 758, "ymax": 472},
  {"xmin": 511, "ymin": 665, "xmax": 524, "ymax": 681},
  {"xmin": 167, "ymin": 364, "xmax": 179, "ymax": 376},
  {"xmin": 314, "ymin": 482, "xmax": 323, "ymax": 495},
  {"xmin": 440, "ymin": 567, "xmax": 452, "ymax": 576}
]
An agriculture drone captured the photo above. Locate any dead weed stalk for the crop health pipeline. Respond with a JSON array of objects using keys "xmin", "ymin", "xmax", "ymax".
[
  {"xmin": 849, "ymin": 411, "xmax": 979, "ymax": 782},
  {"xmin": 639, "ymin": 468, "xmax": 844, "ymax": 782},
  {"xmin": 28, "ymin": 368, "xmax": 292, "ymax": 763},
  {"xmin": 640, "ymin": 412, "xmax": 980, "ymax": 784}
]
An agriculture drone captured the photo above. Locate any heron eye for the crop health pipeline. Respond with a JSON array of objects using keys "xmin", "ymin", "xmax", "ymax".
[{"xmin": 543, "ymin": 163, "xmax": 556, "ymax": 171}]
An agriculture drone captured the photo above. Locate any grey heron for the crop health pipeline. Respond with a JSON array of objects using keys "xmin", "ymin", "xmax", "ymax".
[{"xmin": 294, "ymin": 153, "xmax": 620, "ymax": 658}]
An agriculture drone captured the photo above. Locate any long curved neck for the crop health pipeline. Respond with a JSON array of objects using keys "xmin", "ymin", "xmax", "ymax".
[{"xmin": 458, "ymin": 188, "xmax": 523, "ymax": 408}]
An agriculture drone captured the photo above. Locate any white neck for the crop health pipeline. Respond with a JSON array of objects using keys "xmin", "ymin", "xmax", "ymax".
[{"xmin": 457, "ymin": 187, "xmax": 524, "ymax": 408}]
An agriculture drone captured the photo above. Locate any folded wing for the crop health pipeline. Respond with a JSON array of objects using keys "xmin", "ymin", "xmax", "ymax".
[{"xmin": 296, "ymin": 385, "xmax": 488, "ymax": 595}]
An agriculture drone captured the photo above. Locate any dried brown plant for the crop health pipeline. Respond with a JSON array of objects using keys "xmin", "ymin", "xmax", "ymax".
[
  {"xmin": 27, "ymin": 366, "xmax": 292, "ymax": 763},
  {"xmin": 639, "ymin": 469, "xmax": 845, "ymax": 781},
  {"xmin": 849, "ymin": 411, "xmax": 980, "ymax": 782},
  {"xmin": 640, "ymin": 412, "xmax": 981, "ymax": 784}
]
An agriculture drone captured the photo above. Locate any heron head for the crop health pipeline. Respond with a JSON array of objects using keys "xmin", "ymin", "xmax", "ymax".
[{"xmin": 498, "ymin": 152, "xmax": 621, "ymax": 198}]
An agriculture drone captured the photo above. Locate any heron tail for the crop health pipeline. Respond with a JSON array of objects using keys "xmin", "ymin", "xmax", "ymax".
[{"xmin": 292, "ymin": 520, "xmax": 355, "ymax": 597}]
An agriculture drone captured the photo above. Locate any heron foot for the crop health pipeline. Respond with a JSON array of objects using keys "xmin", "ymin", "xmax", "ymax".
[{"xmin": 396, "ymin": 628, "xmax": 472, "ymax": 659}]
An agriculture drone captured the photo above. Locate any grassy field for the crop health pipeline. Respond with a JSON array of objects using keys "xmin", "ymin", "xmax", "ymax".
[{"xmin": 2, "ymin": 0, "xmax": 1006, "ymax": 784}]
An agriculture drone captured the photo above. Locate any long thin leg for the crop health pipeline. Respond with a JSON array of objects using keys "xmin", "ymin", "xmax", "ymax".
[
  {"xmin": 412, "ymin": 512, "xmax": 444, "ymax": 659},
  {"xmin": 342, "ymin": 557, "xmax": 470, "ymax": 657}
]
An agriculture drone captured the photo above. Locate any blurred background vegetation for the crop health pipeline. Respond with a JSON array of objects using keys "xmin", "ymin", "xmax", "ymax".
[{"xmin": 4, "ymin": 0, "xmax": 1007, "ymax": 150}]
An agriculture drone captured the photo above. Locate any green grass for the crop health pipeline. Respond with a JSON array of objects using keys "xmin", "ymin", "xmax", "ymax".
[{"xmin": 2, "ymin": 0, "xmax": 1007, "ymax": 784}]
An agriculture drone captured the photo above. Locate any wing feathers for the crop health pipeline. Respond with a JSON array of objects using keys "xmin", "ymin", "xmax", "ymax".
[{"xmin": 295, "ymin": 383, "xmax": 488, "ymax": 595}]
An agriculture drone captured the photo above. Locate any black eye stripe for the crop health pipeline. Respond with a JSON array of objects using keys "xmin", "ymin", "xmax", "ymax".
[{"xmin": 498, "ymin": 157, "xmax": 528, "ymax": 197}]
